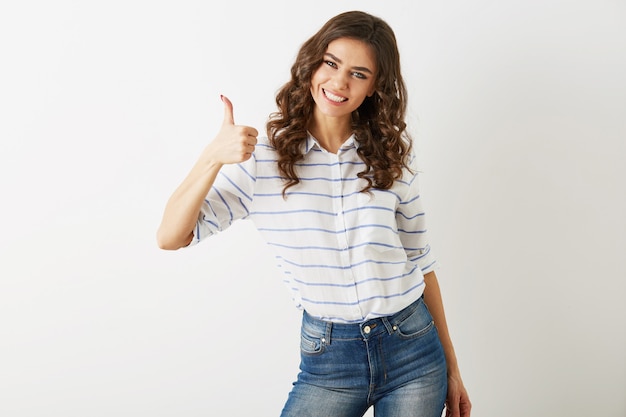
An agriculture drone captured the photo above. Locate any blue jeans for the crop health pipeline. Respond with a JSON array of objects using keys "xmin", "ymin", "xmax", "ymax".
[{"xmin": 281, "ymin": 297, "xmax": 447, "ymax": 417}]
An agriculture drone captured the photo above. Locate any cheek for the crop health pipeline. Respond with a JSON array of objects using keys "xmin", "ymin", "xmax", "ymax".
[
  {"xmin": 310, "ymin": 70, "xmax": 321, "ymax": 85},
  {"xmin": 311, "ymin": 65, "xmax": 331, "ymax": 84}
]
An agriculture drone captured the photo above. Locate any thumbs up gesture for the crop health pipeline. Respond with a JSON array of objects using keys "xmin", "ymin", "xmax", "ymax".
[{"xmin": 204, "ymin": 95, "xmax": 259, "ymax": 165}]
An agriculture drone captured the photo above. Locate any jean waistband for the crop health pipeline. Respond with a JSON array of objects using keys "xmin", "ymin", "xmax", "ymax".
[{"xmin": 302, "ymin": 296, "xmax": 425, "ymax": 341}]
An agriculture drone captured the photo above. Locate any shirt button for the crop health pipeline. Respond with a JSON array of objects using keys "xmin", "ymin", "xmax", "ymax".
[{"xmin": 363, "ymin": 325, "xmax": 371, "ymax": 334}]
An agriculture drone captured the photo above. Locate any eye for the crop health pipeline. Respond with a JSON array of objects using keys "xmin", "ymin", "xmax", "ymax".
[
  {"xmin": 324, "ymin": 60, "xmax": 338, "ymax": 68},
  {"xmin": 352, "ymin": 71, "xmax": 367, "ymax": 79}
]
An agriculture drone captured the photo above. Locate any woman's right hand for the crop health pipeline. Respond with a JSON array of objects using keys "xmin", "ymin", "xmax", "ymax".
[
  {"xmin": 156, "ymin": 96, "xmax": 258, "ymax": 250},
  {"xmin": 201, "ymin": 95, "xmax": 258, "ymax": 166}
]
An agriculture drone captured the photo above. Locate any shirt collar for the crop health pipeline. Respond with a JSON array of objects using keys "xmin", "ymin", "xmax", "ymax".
[{"xmin": 303, "ymin": 132, "xmax": 359, "ymax": 154}]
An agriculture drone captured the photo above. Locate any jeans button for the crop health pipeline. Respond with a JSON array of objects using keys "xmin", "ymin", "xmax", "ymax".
[{"xmin": 363, "ymin": 325, "xmax": 371, "ymax": 334}]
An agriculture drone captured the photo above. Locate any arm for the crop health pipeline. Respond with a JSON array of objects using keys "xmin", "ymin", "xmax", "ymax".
[
  {"xmin": 423, "ymin": 270, "xmax": 472, "ymax": 417},
  {"xmin": 156, "ymin": 96, "xmax": 258, "ymax": 250}
]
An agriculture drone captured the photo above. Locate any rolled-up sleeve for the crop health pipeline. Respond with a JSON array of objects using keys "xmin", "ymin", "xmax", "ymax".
[
  {"xmin": 189, "ymin": 156, "xmax": 257, "ymax": 246},
  {"xmin": 396, "ymin": 164, "xmax": 437, "ymax": 274}
]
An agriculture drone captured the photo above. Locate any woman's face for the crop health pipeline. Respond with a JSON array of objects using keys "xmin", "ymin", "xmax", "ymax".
[{"xmin": 309, "ymin": 37, "xmax": 377, "ymax": 121}]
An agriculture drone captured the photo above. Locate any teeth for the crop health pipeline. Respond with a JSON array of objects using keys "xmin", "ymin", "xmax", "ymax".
[{"xmin": 324, "ymin": 89, "xmax": 347, "ymax": 103}]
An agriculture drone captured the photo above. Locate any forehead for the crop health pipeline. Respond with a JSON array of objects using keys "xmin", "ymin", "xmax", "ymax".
[{"xmin": 325, "ymin": 38, "xmax": 377, "ymax": 69}]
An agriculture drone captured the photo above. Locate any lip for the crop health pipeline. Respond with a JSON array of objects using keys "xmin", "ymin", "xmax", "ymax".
[{"xmin": 322, "ymin": 88, "xmax": 348, "ymax": 104}]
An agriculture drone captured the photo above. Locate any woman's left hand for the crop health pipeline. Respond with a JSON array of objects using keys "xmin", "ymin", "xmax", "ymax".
[{"xmin": 445, "ymin": 373, "xmax": 472, "ymax": 417}]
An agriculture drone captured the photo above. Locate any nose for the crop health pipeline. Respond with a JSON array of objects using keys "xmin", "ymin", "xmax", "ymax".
[{"xmin": 331, "ymin": 70, "xmax": 349, "ymax": 89}]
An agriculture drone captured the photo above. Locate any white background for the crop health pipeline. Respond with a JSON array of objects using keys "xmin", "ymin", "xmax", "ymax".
[{"xmin": 1, "ymin": 0, "xmax": 624, "ymax": 416}]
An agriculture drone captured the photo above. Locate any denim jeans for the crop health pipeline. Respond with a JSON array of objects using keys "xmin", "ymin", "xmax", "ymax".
[{"xmin": 280, "ymin": 296, "xmax": 447, "ymax": 417}]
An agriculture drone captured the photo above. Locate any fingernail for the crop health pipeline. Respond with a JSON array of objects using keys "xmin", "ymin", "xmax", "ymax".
[{"xmin": 220, "ymin": 94, "xmax": 224, "ymax": 102}]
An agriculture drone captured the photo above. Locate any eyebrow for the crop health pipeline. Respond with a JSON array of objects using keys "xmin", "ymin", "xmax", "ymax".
[{"xmin": 324, "ymin": 52, "xmax": 374, "ymax": 75}]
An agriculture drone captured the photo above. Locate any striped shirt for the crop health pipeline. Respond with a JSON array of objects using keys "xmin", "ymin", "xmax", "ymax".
[{"xmin": 191, "ymin": 133, "xmax": 437, "ymax": 323}]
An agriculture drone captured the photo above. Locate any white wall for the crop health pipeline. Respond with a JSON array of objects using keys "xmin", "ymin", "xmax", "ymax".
[{"xmin": 1, "ymin": 1, "xmax": 624, "ymax": 416}]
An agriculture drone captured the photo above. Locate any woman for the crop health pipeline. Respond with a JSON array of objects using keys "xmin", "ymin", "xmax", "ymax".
[{"xmin": 157, "ymin": 10, "xmax": 471, "ymax": 417}]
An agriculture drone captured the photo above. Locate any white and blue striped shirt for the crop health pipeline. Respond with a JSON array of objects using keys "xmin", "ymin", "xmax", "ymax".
[{"xmin": 191, "ymin": 133, "xmax": 437, "ymax": 323}]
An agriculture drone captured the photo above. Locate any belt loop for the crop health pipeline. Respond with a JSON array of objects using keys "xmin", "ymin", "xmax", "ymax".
[
  {"xmin": 324, "ymin": 322, "xmax": 332, "ymax": 345},
  {"xmin": 381, "ymin": 317, "xmax": 395, "ymax": 334}
]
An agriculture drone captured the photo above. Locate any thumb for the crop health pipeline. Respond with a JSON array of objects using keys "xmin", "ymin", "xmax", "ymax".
[{"xmin": 221, "ymin": 95, "xmax": 235, "ymax": 126}]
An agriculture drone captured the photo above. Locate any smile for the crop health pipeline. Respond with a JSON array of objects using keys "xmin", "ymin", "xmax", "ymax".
[{"xmin": 323, "ymin": 89, "xmax": 348, "ymax": 103}]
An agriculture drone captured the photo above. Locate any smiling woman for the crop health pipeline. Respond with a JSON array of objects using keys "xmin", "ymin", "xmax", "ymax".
[
  {"xmin": 267, "ymin": 11, "xmax": 412, "ymax": 196},
  {"xmin": 309, "ymin": 38, "xmax": 377, "ymax": 129},
  {"xmin": 2, "ymin": 1, "xmax": 625, "ymax": 416},
  {"xmin": 157, "ymin": 10, "xmax": 471, "ymax": 417}
]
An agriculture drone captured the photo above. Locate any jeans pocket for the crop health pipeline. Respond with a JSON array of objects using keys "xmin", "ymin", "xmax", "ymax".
[
  {"xmin": 300, "ymin": 325, "xmax": 326, "ymax": 355},
  {"xmin": 394, "ymin": 300, "xmax": 435, "ymax": 339}
]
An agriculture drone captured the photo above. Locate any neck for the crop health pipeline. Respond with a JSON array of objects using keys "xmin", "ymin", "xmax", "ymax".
[{"xmin": 308, "ymin": 110, "xmax": 352, "ymax": 153}]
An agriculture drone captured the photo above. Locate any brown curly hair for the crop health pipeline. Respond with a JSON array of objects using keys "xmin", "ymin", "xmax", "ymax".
[{"xmin": 266, "ymin": 10, "xmax": 412, "ymax": 195}]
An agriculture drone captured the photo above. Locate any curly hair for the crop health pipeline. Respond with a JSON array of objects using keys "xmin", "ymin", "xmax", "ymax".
[{"xmin": 266, "ymin": 10, "xmax": 412, "ymax": 195}]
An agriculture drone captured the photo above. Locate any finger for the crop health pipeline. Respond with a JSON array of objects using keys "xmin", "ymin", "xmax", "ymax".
[
  {"xmin": 447, "ymin": 402, "xmax": 459, "ymax": 417},
  {"xmin": 221, "ymin": 95, "xmax": 235, "ymax": 126},
  {"xmin": 460, "ymin": 397, "xmax": 472, "ymax": 417},
  {"xmin": 244, "ymin": 126, "xmax": 259, "ymax": 138}
]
